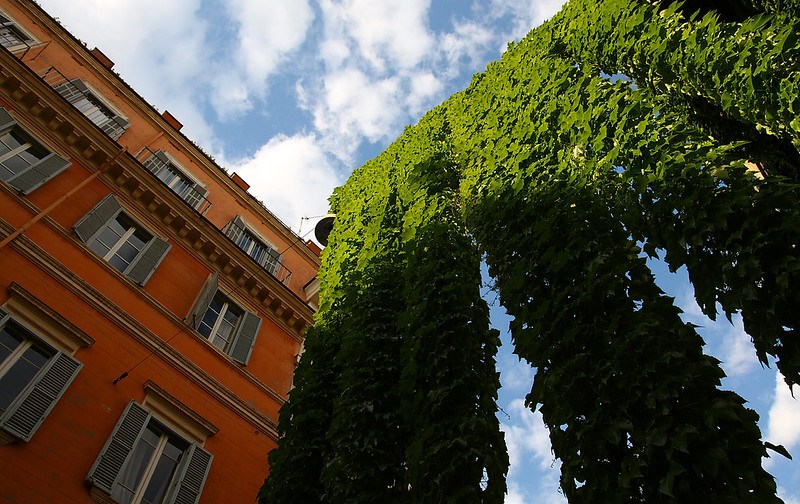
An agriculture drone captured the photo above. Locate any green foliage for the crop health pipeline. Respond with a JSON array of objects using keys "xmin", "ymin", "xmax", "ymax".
[{"xmin": 261, "ymin": 1, "xmax": 799, "ymax": 502}]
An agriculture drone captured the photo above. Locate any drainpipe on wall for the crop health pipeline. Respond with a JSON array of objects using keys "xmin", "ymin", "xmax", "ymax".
[{"xmin": 0, "ymin": 147, "xmax": 127, "ymax": 250}]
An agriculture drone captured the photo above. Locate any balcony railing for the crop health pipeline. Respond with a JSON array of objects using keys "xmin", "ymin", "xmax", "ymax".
[
  {"xmin": 38, "ymin": 67, "xmax": 128, "ymax": 140},
  {"xmin": 224, "ymin": 218, "xmax": 292, "ymax": 287},
  {"xmin": 135, "ymin": 147, "xmax": 211, "ymax": 215}
]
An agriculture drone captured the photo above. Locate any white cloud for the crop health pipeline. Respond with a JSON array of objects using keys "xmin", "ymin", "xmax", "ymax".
[
  {"xmin": 674, "ymin": 288, "xmax": 758, "ymax": 378},
  {"xmin": 438, "ymin": 21, "xmax": 496, "ymax": 76},
  {"xmin": 487, "ymin": 0, "xmax": 568, "ymax": 41},
  {"xmin": 212, "ymin": 0, "xmax": 314, "ymax": 119},
  {"xmin": 767, "ymin": 373, "xmax": 800, "ymax": 452},
  {"xmin": 230, "ymin": 134, "xmax": 343, "ymax": 229},
  {"xmin": 501, "ymin": 399, "xmax": 554, "ymax": 472},
  {"xmin": 779, "ymin": 489, "xmax": 800, "ymax": 504},
  {"xmin": 322, "ymin": 0, "xmax": 433, "ymax": 71},
  {"xmin": 499, "ymin": 354, "xmax": 534, "ymax": 393},
  {"xmin": 406, "ymin": 72, "xmax": 445, "ymax": 115},
  {"xmin": 302, "ymin": 68, "xmax": 403, "ymax": 160},
  {"xmin": 36, "ymin": 0, "xmax": 219, "ymax": 146}
]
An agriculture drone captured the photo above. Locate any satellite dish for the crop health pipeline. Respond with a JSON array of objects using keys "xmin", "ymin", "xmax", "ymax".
[{"xmin": 314, "ymin": 214, "xmax": 336, "ymax": 246}]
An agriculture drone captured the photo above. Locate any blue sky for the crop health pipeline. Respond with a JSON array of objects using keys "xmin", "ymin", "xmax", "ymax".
[{"xmin": 36, "ymin": 0, "xmax": 800, "ymax": 502}]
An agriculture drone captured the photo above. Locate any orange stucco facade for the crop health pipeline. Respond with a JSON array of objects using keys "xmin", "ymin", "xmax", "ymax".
[{"xmin": 0, "ymin": 1, "xmax": 319, "ymax": 502}]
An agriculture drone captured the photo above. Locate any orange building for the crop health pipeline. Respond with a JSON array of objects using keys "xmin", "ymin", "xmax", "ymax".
[{"xmin": 0, "ymin": 0, "xmax": 321, "ymax": 502}]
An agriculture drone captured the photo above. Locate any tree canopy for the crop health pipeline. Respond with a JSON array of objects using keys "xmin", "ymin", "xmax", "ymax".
[{"xmin": 260, "ymin": 0, "xmax": 800, "ymax": 502}]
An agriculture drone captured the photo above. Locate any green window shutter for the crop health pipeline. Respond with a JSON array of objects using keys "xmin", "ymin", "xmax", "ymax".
[
  {"xmin": 125, "ymin": 236, "xmax": 171, "ymax": 286},
  {"xmin": 6, "ymin": 152, "xmax": 71, "ymax": 194},
  {"xmin": 86, "ymin": 401, "xmax": 151, "ymax": 494},
  {"xmin": 229, "ymin": 311, "xmax": 261, "ymax": 365},
  {"xmin": 74, "ymin": 194, "xmax": 121, "ymax": 242},
  {"xmin": 0, "ymin": 107, "xmax": 15, "ymax": 132},
  {"xmin": 0, "ymin": 351, "xmax": 81, "ymax": 442},
  {"xmin": 166, "ymin": 444, "xmax": 213, "ymax": 504},
  {"xmin": 187, "ymin": 272, "xmax": 218, "ymax": 329}
]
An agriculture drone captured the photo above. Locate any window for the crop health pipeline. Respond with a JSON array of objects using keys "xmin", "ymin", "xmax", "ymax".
[
  {"xmin": 0, "ymin": 107, "xmax": 71, "ymax": 193},
  {"xmin": 0, "ymin": 308, "xmax": 82, "ymax": 443},
  {"xmin": 142, "ymin": 151, "xmax": 208, "ymax": 209},
  {"xmin": 0, "ymin": 13, "xmax": 33, "ymax": 51},
  {"xmin": 74, "ymin": 195, "xmax": 171, "ymax": 286},
  {"xmin": 187, "ymin": 273, "xmax": 261, "ymax": 365},
  {"xmin": 87, "ymin": 401, "xmax": 213, "ymax": 504},
  {"xmin": 224, "ymin": 216, "xmax": 281, "ymax": 276},
  {"xmin": 55, "ymin": 79, "xmax": 129, "ymax": 140}
]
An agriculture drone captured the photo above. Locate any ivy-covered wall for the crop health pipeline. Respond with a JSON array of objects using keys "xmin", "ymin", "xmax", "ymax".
[{"xmin": 261, "ymin": 1, "xmax": 800, "ymax": 502}]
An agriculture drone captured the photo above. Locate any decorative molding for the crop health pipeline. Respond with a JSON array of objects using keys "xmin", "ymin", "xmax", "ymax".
[
  {"xmin": 0, "ymin": 47, "xmax": 314, "ymax": 341},
  {"xmin": 8, "ymin": 0, "xmax": 322, "ymax": 267},
  {"xmin": 3, "ymin": 281, "xmax": 95, "ymax": 353},
  {"xmin": 143, "ymin": 380, "xmax": 219, "ymax": 444},
  {"xmin": 0, "ymin": 219, "xmax": 281, "ymax": 441}
]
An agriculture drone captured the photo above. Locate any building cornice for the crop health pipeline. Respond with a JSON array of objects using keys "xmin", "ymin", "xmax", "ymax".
[
  {"xmin": 0, "ymin": 48, "xmax": 313, "ymax": 340},
  {"xmin": 7, "ymin": 0, "xmax": 322, "ymax": 267},
  {"xmin": 0, "ymin": 218, "xmax": 281, "ymax": 441}
]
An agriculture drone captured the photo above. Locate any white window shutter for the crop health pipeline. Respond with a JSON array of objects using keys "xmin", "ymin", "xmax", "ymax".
[
  {"xmin": 0, "ymin": 351, "xmax": 82, "ymax": 441},
  {"xmin": 73, "ymin": 194, "xmax": 121, "ymax": 242},
  {"xmin": 187, "ymin": 272, "xmax": 218, "ymax": 329},
  {"xmin": 125, "ymin": 236, "xmax": 171, "ymax": 286},
  {"xmin": 86, "ymin": 401, "xmax": 151, "ymax": 494},
  {"xmin": 229, "ymin": 311, "xmax": 261, "ymax": 365},
  {"xmin": 6, "ymin": 152, "xmax": 71, "ymax": 194},
  {"xmin": 166, "ymin": 443, "xmax": 213, "ymax": 504}
]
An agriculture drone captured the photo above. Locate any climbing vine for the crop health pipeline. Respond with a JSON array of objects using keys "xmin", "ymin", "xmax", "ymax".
[{"xmin": 261, "ymin": 1, "xmax": 800, "ymax": 502}]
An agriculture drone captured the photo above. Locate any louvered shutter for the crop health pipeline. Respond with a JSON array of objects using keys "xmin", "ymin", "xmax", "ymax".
[
  {"xmin": 0, "ymin": 351, "xmax": 81, "ymax": 441},
  {"xmin": 265, "ymin": 247, "xmax": 282, "ymax": 275},
  {"xmin": 187, "ymin": 272, "xmax": 218, "ymax": 329},
  {"xmin": 107, "ymin": 115, "xmax": 130, "ymax": 140},
  {"xmin": 86, "ymin": 401, "xmax": 151, "ymax": 494},
  {"xmin": 6, "ymin": 152, "xmax": 71, "ymax": 194},
  {"xmin": 125, "ymin": 236, "xmax": 171, "ymax": 285},
  {"xmin": 74, "ymin": 194, "xmax": 121, "ymax": 242},
  {"xmin": 143, "ymin": 150, "xmax": 171, "ymax": 176},
  {"xmin": 55, "ymin": 78, "xmax": 88, "ymax": 103},
  {"xmin": 229, "ymin": 311, "xmax": 261, "ymax": 365},
  {"xmin": 0, "ymin": 107, "xmax": 15, "ymax": 132},
  {"xmin": 224, "ymin": 215, "xmax": 246, "ymax": 241},
  {"xmin": 166, "ymin": 444, "xmax": 213, "ymax": 504}
]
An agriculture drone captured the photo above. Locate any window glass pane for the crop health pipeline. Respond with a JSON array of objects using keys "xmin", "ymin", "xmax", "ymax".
[
  {"xmin": 197, "ymin": 297, "xmax": 222, "ymax": 339},
  {"xmin": 90, "ymin": 222, "xmax": 124, "ymax": 258},
  {"xmin": 1, "ymin": 154, "xmax": 30, "ymax": 177},
  {"xmin": 0, "ymin": 327, "xmax": 24, "ymax": 367},
  {"xmin": 110, "ymin": 241, "xmax": 142, "ymax": 271},
  {"xmin": 0, "ymin": 129, "xmax": 26, "ymax": 153},
  {"xmin": 0, "ymin": 343, "xmax": 51, "ymax": 414},
  {"xmin": 18, "ymin": 143, "xmax": 49, "ymax": 164},
  {"xmin": 140, "ymin": 450, "xmax": 180, "ymax": 504},
  {"xmin": 112, "ymin": 432, "xmax": 158, "ymax": 504}
]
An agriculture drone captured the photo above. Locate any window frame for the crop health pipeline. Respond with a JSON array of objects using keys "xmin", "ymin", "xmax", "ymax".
[
  {"xmin": 86, "ymin": 401, "xmax": 213, "ymax": 504},
  {"xmin": 0, "ymin": 307, "xmax": 83, "ymax": 445},
  {"xmin": 0, "ymin": 10, "xmax": 37, "ymax": 52},
  {"xmin": 54, "ymin": 79, "xmax": 130, "ymax": 140},
  {"xmin": 0, "ymin": 107, "xmax": 71, "ymax": 194},
  {"xmin": 141, "ymin": 150, "xmax": 208, "ymax": 210},
  {"xmin": 224, "ymin": 216, "xmax": 282, "ymax": 276},
  {"xmin": 74, "ymin": 194, "xmax": 172, "ymax": 286},
  {"xmin": 186, "ymin": 272, "xmax": 262, "ymax": 365}
]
